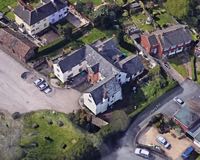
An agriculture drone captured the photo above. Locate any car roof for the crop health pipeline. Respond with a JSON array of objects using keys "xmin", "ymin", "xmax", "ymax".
[
  {"xmin": 157, "ymin": 136, "xmax": 165, "ymax": 142},
  {"xmin": 140, "ymin": 149, "xmax": 149, "ymax": 155}
]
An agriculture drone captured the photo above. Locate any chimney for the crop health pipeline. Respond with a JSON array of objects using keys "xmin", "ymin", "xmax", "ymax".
[{"xmin": 102, "ymin": 86, "xmax": 108, "ymax": 102}]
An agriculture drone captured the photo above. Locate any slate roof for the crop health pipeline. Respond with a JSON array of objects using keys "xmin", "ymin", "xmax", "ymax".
[
  {"xmin": 174, "ymin": 106, "xmax": 200, "ymax": 128},
  {"xmin": 153, "ymin": 25, "xmax": 192, "ymax": 49},
  {"xmin": 0, "ymin": 27, "xmax": 37, "ymax": 59},
  {"xmin": 58, "ymin": 45, "xmax": 119, "ymax": 77},
  {"xmin": 86, "ymin": 76, "xmax": 121, "ymax": 104},
  {"xmin": 148, "ymin": 35, "xmax": 158, "ymax": 46},
  {"xmin": 119, "ymin": 55, "xmax": 144, "ymax": 75},
  {"xmin": 14, "ymin": 0, "xmax": 67, "ymax": 25},
  {"xmin": 92, "ymin": 38, "xmax": 144, "ymax": 76}
]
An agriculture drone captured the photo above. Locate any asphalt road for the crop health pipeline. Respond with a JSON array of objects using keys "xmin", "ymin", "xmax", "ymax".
[{"xmin": 101, "ymin": 79, "xmax": 200, "ymax": 160}]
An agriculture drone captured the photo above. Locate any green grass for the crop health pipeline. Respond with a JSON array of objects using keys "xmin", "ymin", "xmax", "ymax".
[
  {"xmin": 168, "ymin": 57, "xmax": 188, "ymax": 77},
  {"xmin": 79, "ymin": 28, "xmax": 107, "ymax": 44},
  {"xmin": 20, "ymin": 111, "xmax": 86, "ymax": 159},
  {"xmin": 128, "ymin": 77, "xmax": 177, "ymax": 118},
  {"xmin": 0, "ymin": 0, "xmax": 17, "ymax": 20},
  {"xmin": 155, "ymin": 13, "xmax": 175, "ymax": 27},
  {"xmin": 69, "ymin": 0, "xmax": 102, "ymax": 6},
  {"xmin": 131, "ymin": 14, "xmax": 154, "ymax": 32}
]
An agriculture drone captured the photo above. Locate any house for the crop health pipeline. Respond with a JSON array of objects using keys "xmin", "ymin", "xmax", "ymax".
[
  {"xmin": 0, "ymin": 27, "xmax": 37, "ymax": 62},
  {"xmin": 173, "ymin": 102, "xmax": 200, "ymax": 148},
  {"xmin": 92, "ymin": 38, "xmax": 144, "ymax": 81},
  {"xmin": 53, "ymin": 44, "xmax": 119, "ymax": 84},
  {"xmin": 141, "ymin": 25, "xmax": 193, "ymax": 58},
  {"xmin": 82, "ymin": 76, "xmax": 122, "ymax": 115},
  {"xmin": 53, "ymin": 38, "xmax": 144, "ymax": 115},
  {"xmin": 14, "ymin": 0, "xmax": 69, "ymax": 35}
]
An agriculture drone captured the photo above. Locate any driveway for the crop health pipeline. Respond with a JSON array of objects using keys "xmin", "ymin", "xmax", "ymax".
[{"xmin": 0, "ymin": 50, "xmax": 81, "ymax": 114}]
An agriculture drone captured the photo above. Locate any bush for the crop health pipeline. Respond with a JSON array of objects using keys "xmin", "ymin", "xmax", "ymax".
[
  {"xmin": 12, "ymin": 112, "xmax": 21, "ymax": 119},
  {"xmin": 97, "ymin": 110, "xmax": 130, "ymax": 142}
]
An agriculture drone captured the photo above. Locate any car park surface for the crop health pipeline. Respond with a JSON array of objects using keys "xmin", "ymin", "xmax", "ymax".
[{"xmin": 0, "ymin": 50, "xmax": 81, "ymax": 114}]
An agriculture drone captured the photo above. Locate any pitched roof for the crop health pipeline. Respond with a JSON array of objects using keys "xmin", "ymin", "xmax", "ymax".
[
  {"xmin": 0, "ymin": 27, "xmax": 37, "ymax": 58},
  {"xmin": 58, "ymin": 45, "xmax": 119, "ymax": 77},
  {"xmin": 86, "ymin": 76, "xmax": 121, "ymax": 104},
  {"xmin": 14, "ymin": 0, "xmax": 67, "ymax": 25},
  {"xmin": 148, "ymin": 35, "xmax": 158, "ymax": 46},
  {"xmin": 119, "ymin": 55, "xmax": 144, "ymax": 75},
  {"xmin": 152, "ymin": 25, "xmax": 192, "ymax": 49},
  {"xmin": 174, "ymin": 106, "xmax": 199, "ymax": 128},
  {"xmin": 92, "ymin": 38, "xmax": 144, "ymax": 75}
]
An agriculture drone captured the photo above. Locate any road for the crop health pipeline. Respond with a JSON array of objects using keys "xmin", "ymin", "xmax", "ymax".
[
  {"xmin": 0, "ymin": 50, "xmax": 81, "ymax": 114},
  {"xmin": 101, "ymin": 79, "xmax": 200, "ymax": 160}
]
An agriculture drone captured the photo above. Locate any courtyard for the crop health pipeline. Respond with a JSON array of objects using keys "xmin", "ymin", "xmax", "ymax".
[{"xmin": 138, "ymin": 126, "xmax": 194, "ymax": 159}]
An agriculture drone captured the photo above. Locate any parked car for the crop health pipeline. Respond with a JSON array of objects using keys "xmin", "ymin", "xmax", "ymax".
[
  {"xmin": 181, "ymin": 146, "xmax": 194, "ymax": 159},
  {"xmin": 134, "ymin": 147, "xmax": 150, "ymax": 159},
  {"xmin": 34, "ymin": 78, "xmax": 45, "ymax": 86},
  {"xmin": 38, "ymin": 82, "xmax": 48, "ymax": 91},
  {"xmin": 173, "ymin": 97, "xmax": 184, "ymax": 106},
  {"xmin": 156, "ymin": 136, "xmax": 171, "ymax": 149},
  {"xmin": 43, "ymin": 87, "xmax": 52, "ymax": 94}
]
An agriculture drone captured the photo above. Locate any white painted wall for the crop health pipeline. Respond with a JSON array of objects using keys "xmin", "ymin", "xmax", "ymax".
[
  {"xmin": 83, "ymin": 88, "xmax": 122, "ymax": 115},
  {"xmin": 117, "ymin": 72, "xmax": 129, "ymax": 84},
  {"xmin": 53, "ymin": 60, "xmax": 87, "ymax": 83},
  {"xmin": 15, "ymin": 6, "xmax": 69, "ymax": 35}
]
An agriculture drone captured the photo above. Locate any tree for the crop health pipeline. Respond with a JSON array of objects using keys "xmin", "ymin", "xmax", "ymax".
[
  {"xmin": 63, "ymin": 27, "xmax": 73, "ymax": 40},
  {"xmin": 165, "ymin": 0, "xmax": 190, "ymax": 19}
]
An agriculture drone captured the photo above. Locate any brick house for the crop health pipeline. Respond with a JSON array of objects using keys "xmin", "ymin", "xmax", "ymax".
[
  {"xmin": 141, "ymin": 25, "xmax": 193, "ymax": 58},
  {"xmin": 0, "ymin": 27, "xmax": 38, "ymax": 62}
]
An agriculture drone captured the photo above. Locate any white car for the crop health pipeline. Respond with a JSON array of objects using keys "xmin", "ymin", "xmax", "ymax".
[
  {"xmin": 34, "ymin": 78, "xmax": 44, "ymax": 86},
  {"xmin": 156, "ymin": 136, "xmax": 171, "ymax": 149},
  {"xmin": 173, "ymin": 97, "xmax": 184, "ymax": 106},
  {"xmin": 43, "ymin": 87, "xmax": 52, "ymax": 94},
  {"xmin": 135, "ymin": 147, "xmax": 150, "ymax": 159},
  {"xmin": 38, "ymin": 82, "xmax": 48, "ymax": 91}
]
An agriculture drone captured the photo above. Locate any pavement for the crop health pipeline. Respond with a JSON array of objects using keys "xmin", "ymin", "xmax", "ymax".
[
  {"xmin": 0, "ymin": 50, "xmax": 81, "ymax": 114},
  {"xmin": 101, "ymin": 79, "xmax": 200, "ymax": 160}
]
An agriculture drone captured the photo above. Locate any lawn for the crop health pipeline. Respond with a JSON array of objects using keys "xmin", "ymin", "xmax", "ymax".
[
  {"xmin": 0, "ymin": 0, "xmax": 17, "ymax": 20},
  {"xmin": 125, "ymin": 66, "xmax": 177, "ymax": 118},
  {"xmin": 69, "ymin": 0, "xmax": 102, "ymax": 6},
  {"xmin": 131, "ymin": 14, "xmax": 154, "ymax": 32},
  {"xmin": 79, "ymin": 28, "xmax": 107, "ymax": 44},
  {"xmin": 168, "ymin": 57, "xmax": 188, "ymax": 77},
  {"xmin": 20, "ymin": 110, "xmax": 86, "ymax": 159},
  {"xmin": 155, "ymin": 13, "xmax": 175, "ymax": 27}
]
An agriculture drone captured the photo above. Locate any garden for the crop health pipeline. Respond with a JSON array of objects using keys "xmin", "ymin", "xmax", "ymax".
[{"xmin": 122, "ymin": 66, "xmax": 177, "ymax": 118}]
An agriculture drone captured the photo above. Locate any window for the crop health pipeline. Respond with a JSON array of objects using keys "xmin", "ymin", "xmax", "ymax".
[
  {"xmin": 44, "ymin": 23, "xmax": 47, "ymax": 27},
  {"xmin": 88, "ymin": 99, "xmax": 92, "ymax": 103},
  {"xmin": 64, "ymin": 11, "xmax": 68, "ymax": 15},
  {"xmin": 59, "ymin": 14, "xmax": 62, "ymax": 17},
  {"xmin": 57, "ymin": 68, "xmax": 60, "ymax": 72},
  {"xmin": 79, "ymin": 68, "xmax": 82, "ymax": 73}
]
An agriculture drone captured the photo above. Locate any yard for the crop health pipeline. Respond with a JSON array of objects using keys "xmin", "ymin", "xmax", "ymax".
[
  {"xmin": 131, "ymin": 13, "xmax": 155, "ymax": 32},
  {"xmin": 69, "ymin": 0, "xmax": 102, "ymax": 6},
  {"xmin": 168, "ymin": 56, "xmax": 190, "ymax": 78},
  {"xmin": 0, "ymin": 0, "xmax": 17, "ymax": 20},
  {"xmin": 152, "ymin": 8, "xmax": 176, "ymax": 28},
  {"xmin": 20, "ymin": 110, "xmax": 86, "ymax": 159},
  {"xmin": 125, "ymin": 66, "xmax": 177, "ymax": 118},
  {"xmin": 138, "ymin": 126, "xmax": 194, "ymax": 160},
  {"xmin": 79, "ymin": 28, "xmax": 107, "ymax": 44}
]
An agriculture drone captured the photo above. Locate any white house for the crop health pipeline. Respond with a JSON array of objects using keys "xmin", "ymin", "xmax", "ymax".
[
  {"xmin": 53, "ymin": 39, "xmax": 144, "ymax": 115},
  {"xmin": 82, "ymin": 76, "xmax": 123, "ymax": 115},
  {"xmin": 14, "ymin": 0, "xmax": 69, "ymax": 35}
]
